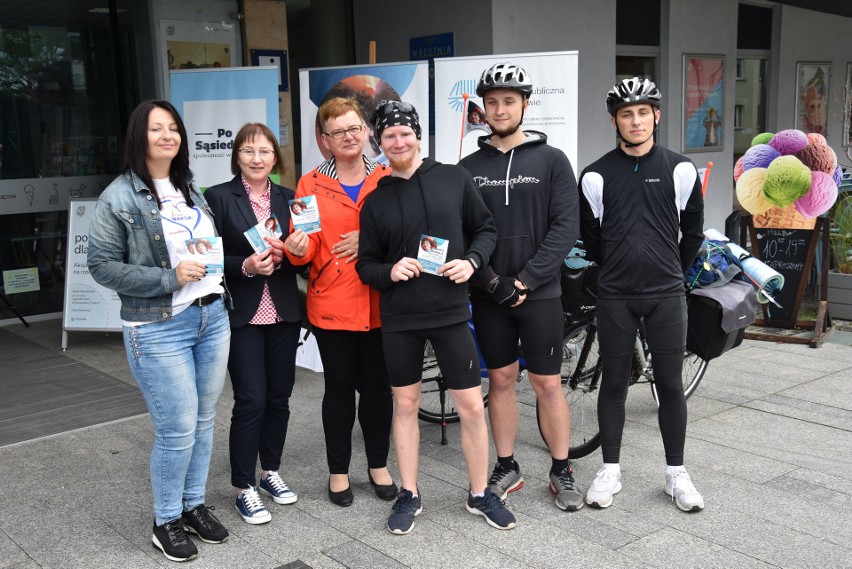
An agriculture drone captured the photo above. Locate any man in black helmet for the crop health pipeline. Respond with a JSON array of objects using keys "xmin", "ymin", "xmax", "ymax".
[
  {"xmin": 579, "ymin": 76, "xmax": 705, "ymax": 512},
  {"xmin": 458, "ymin": 62, "xmax": 583, "ymax": 512}
]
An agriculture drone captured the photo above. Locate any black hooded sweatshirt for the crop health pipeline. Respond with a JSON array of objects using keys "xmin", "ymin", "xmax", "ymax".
[
  {"xmin": 356, "ymin": 158, "xmax": 497, "ymax": 332},
  {"xmin": 458, "ymin": 130, "xmax": 579, "ymax": 301}
]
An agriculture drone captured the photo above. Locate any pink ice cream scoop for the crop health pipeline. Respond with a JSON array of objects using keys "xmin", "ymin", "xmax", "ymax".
[
  {"xmin": 806, "ymin": 132, "xmax": 827, "ymax": 146},
  {"xmin": 733, "ymin": 156, "xmax": 745, "ymax": 182},
  {"xmin": 742, "ymin": 144, "xmax": 780, "ymax": 171},
  {"xmin": 795, "ymin": 143, "xmax": 837, "ymax": 175},
  {"xmin": 795, "ymin": 171, "xmax": 838, "ymax": 218},
  {"xmin": 768, "ymin": 129, "xmax": 809, "ymax": 155},
  {"xmin": 736, "ymin": 167, "xmax": 773, "ymax": 215}
]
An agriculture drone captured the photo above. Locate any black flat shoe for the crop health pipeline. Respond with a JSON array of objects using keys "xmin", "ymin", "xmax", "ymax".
[
  {"xmin": 328, "ymin": 478, "xmax": 353, "ymax": 507},
  {"xmin": 368, "ymin": 470, "xmax": 399, "ymax": 501}
]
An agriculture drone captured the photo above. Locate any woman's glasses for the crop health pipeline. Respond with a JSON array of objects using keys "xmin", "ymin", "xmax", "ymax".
[
  {"xmin": 239, "ymin": 148, "xmax": 275, "ymax": 159},
  {"xmin": 323, "ymin": 124, "xmax": 365, "ymax": 139}
]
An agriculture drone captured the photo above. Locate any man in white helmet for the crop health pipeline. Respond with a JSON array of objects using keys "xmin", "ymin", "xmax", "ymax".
[
  {"xmin": 458, "ymin": 62, "xmax": 583, "ymax": 511},
  {"xmin": 579, "ymin": 76, "xmax": 705, "ymax": 512}
]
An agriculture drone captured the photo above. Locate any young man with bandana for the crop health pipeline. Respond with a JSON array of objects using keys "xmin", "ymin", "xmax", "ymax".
[
  {"xmin": 458, "ymin": 62, "xmax": 582, "ymax": 511},
  {"xmin": 578, "ymin": 77, "xmax": 705, "ymax": 512},
  {"xmin": 357, "ymin": 101, "xmax": 517, "ymax": 535}
]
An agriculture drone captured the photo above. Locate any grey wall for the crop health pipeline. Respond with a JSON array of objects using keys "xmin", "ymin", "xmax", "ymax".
[{"xmin": 663, "ymin": 0, "xmax": 739, "ymax": 231}]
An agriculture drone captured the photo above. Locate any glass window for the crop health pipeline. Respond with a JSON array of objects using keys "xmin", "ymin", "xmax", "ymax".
[{"xmin": 0, "ymin": 3, "xmax": 137, "ymax": 320}]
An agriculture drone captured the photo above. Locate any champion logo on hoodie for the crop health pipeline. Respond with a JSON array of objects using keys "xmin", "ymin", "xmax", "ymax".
[{"xmin": 472, "ymin": 175, "xmax": 541, "ymax": 189}]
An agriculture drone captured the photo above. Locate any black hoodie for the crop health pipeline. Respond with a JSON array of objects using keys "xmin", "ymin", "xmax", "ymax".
[
  {"xmin": 458, "ymin": 130, "xmax": 579, "ymax": 301},
  {"xmin": 356, "ymin": 158, "xmax": 497, "ymax": 332}
]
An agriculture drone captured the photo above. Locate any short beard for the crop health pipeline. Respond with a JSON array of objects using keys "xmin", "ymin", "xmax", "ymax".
[
  {"xmin": 488, "ymin": 119, "xmax": 522, "ymax": 139},
  {"xmin": 387, "ymin": 154, "xmax": 415, "ymax": 173}
]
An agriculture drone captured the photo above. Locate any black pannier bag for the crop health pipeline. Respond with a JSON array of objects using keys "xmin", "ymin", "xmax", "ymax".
[{"xmin": 686, "ymin": 280, "xmax": 756, "ymax": 360}]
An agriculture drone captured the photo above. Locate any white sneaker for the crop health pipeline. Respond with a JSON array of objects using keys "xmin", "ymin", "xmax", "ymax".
[
  {"xmin": 665, "ymin": 470, "xmax": 705, "ymax": 512},
  {"xmin": 585, "ymin": 467, "xmax": 622, "ymax": 508}
]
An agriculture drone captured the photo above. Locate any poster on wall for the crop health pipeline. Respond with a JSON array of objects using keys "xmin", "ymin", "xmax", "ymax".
[
  {"xmin": 433, "ymin": 51, "xmax": 578, "ymax": 169},
  {"xmin": 62, "ymin": 199, "xmax": 122, "ymax": 349},
  {"xmin": 298, "ymin": 62, "xmax": 430, "ymax": 172},
  {"xmin": 795, "ymin": 62, "xmax": 831, "ymax": 137},
  {"xmin": 846, "ymin": 63, "xmax": 852, "ymax": 148},
  {"xmin": 170, "ymin": 67, "xmax": 280, "ymax": 191},
  {"xmin": 682, "ymin": 55, "xmax": 725, "ymax": 153},
  {"xmin": 158, "ymin": 19, "xmax": 238, "ymax": 98}
]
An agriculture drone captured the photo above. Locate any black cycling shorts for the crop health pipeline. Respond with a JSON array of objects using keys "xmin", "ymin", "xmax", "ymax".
[
  {"xmin": 381, "ymin": 322, "xmax": 482, "ymax": 389},
  {"xmin": 471, "ymin": 297, "xmax": 564, "ymax": 375}
]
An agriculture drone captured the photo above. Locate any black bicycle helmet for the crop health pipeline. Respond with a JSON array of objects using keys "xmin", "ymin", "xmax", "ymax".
[
  {"xmin": 605, "ymin": 76, "xmax": 661, "ymax": 115},
  {"xmin": 476, "ymin": 62, "xmax": 533, "ymax": 98}
]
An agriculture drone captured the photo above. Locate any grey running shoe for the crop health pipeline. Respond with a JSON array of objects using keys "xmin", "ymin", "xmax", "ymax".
[
  {"xmin": 488, "ymin": 461, "xmax": 524, "ymax": 500},
  {"xmin": 549, "ymin": 465, "xmax": 584, "ymax": 511}
]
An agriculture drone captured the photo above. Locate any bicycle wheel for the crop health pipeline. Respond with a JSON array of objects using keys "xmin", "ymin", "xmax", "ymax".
[
  {"xmin": 650, "ymin": 350, "xmax": 709, "ymax": 404},
  {"xmin": 418, "ymin": 339, "xmax": 490, "ymax": 423},
  {"xmin": 536, "ymin": 320, "xmax": 602, "ymax": 459}
]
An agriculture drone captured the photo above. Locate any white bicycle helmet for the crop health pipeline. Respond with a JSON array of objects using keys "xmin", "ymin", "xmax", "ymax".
[
  {"xmin": 476, "ymin": 62, "xmax": 533, "ymax": 98},
  {"xmin": 606, "ymin": 76, "xmax": 661, "ymax": 115}
]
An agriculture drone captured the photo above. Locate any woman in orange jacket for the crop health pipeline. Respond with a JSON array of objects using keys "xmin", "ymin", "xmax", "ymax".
[{"xmin": 284, "ymin": 97, "xmax": 396, "ymax": 507}]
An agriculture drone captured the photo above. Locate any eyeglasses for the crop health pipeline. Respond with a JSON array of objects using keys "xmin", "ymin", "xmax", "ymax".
[
  {"xmin": 323, "ymin": 124, "xmax": 365, "ymax": 139},
  {"xmin": 377, "ymin": 101, "xmax": 416, "ymax": 117},
  {"xmin": 239, "ymin": 148, "xmax": 275, "ymax": 159}
]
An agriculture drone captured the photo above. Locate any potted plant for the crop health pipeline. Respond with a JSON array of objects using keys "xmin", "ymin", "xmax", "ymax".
[{"xmin": 828, "ymin": 192, "xmax": 852, "ymax": 319}]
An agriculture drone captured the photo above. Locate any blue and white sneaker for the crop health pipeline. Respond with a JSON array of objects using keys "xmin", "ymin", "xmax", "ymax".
[
  {"xmin": 259, "ymin": 470, "xmax": 298, "ymax": 505},
  {"xmin": 387, "ymin": 489, "xmax": 422, "ymax": 535},
  {"xmin": 466, "ymin": 487, "xmax": 517, "ymax": 530},
  {"xmin": 235, "ymin": 485, "xmax": 272, "ymax": 525}
]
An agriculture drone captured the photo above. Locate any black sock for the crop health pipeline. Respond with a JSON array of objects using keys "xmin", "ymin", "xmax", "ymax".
[
  {"xmin": 550, "ymin": 457, "xmax": 569, "ymax": 476},
  {"xmin": 497, "ymin": 455, "xmax": 517, "ymax": 470}
]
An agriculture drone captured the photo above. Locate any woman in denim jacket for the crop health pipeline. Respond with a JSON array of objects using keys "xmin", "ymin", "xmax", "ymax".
[{"xmin": 88, "ymin": 100, "xmax": 239, "ymax": 563}]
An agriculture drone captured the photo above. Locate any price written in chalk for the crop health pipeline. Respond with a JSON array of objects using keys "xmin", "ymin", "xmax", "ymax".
[{"xmin": 759, "ymin": 229, "xmax": 806, "ymax": 261}]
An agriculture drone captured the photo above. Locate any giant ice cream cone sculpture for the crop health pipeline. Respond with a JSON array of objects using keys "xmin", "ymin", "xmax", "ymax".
[{"xmin": 735, "ymin": 129, "xmax": 840, "ymax": 229}]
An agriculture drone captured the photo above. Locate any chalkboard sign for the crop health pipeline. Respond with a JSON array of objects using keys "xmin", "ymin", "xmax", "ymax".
[{"xmin": 748, "ymin": 224, "xmax": 820, "ymax": 327}]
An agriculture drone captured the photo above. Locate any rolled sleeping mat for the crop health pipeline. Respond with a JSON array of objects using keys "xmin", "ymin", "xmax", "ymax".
[{"xmin": 724, "ymin": 241, "xmax": 785, "ymax": 305}]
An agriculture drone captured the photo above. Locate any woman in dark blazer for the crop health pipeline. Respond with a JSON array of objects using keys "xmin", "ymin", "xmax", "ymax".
[{"xmin": 205, "ymin": 123, "xmax": 304, "ymax": 525}]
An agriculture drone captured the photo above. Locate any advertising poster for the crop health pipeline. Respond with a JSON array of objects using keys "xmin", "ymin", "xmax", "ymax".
[
  {"xmin": 298, "ymin": 62, "xmax": 430, "ymax": 172},
  {"xmin": 433, "ymin": 52, "xmax": 578, "ymax": 169},
  {"xmin": 683, "ymin": 55, "xmax": 725, "ymax": 152},
  {"xmin": 158, "ymin": 19, "xmax": 238, "ymax": 98},
  {"xmin": 62, "ymin": 199, "xmax": 122, "ymax": 348},
  {"xmin": 170, "ymin": 67, "xmax": 279, "ymax": 191},
  {"xmin": 795, "ymin": 62, "xmax": 831, "ymax": 137}
]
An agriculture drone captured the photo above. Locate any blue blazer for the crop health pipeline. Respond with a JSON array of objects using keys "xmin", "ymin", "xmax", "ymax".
[{"xmin": 205, "ymin": 176, "xmax": 304, "ymax": 328}]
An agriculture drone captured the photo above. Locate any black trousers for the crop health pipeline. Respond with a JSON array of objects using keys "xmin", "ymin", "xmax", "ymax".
[
  {"xmin": 228, "ymin": 320, "xmax": 300, "ymax": 489},
  {"xmin": 312, "ymin": 327, "xmax": 393, "ymax": 474},
  {"xmin": 596, "ymin": 296, "xmax": 688, "ymax": 466}
]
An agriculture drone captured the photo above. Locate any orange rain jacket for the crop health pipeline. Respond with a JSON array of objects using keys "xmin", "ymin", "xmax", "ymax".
[{"xmin": 286, "ymin": 156, "xmax": 389, "ymax": 331}]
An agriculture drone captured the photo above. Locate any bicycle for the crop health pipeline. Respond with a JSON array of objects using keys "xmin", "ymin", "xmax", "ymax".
[{"xmin": 418, "ymin": 246, "xmax": 709, "ymax": 457}]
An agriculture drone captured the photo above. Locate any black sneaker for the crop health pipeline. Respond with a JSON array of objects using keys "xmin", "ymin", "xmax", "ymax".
[
  {"xmin": 466, "ymin": 487, "xmax": 517, "ymax": 530},
  {"xmin": 152, "ymin": 518, "xmax": 198, "ymax": 562},
  {"xmin": 387, "ymin": 488, "xmax": 422, "ymax": 535},
  {"xmin": 183, "ymin": 504, "xmax": 229, "ymax": 544}
]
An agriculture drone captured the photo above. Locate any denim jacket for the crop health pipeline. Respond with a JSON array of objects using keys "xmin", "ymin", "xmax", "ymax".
[{"xmin": 87, "ymin": 171, "xmax": 231, "ymax": 322}]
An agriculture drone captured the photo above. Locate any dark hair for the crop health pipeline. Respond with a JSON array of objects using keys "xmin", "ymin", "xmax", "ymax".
[
  {"xmin": 230, "ymin": 123, "xmax": 286, "ymax": 177},
  {"xmin": 122, "ymin": 100, "xmax": 193, "ymax": 209}
]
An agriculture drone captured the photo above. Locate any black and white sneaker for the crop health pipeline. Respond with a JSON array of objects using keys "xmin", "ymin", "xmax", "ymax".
[
  {"xmin": 152, "ymin": 518, "xmax": 198, "ymax": 562},
  {"xmin": 183, "ymin": 504, "xmax": 229, "ymax": 544}
]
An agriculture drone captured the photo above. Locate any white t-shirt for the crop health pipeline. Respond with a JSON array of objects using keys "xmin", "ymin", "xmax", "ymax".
[{"xmin": 121, "ymin": 178, "xmax": 223, "ymax": 326}]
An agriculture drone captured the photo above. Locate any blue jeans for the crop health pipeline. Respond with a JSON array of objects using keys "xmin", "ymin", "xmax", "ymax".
[{"xmin": 123, "ymin": 298, "xmax": 230, "ymax": 525}]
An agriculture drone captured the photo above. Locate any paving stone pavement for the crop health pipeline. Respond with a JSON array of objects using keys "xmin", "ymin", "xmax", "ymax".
[{"xmin": 1, "ymin": 319, "xmax": 850, "ymax": 569}]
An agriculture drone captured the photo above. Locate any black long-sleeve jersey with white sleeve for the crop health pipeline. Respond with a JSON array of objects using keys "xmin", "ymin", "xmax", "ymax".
[{"xmin": 578, "ymin": 144, "xmax": 704, "ymax": 300}]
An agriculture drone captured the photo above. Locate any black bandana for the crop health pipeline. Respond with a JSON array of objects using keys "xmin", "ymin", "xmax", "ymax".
[{"xmin": 374, "ymin": 100, "xmax": 421, "ymax": 140}]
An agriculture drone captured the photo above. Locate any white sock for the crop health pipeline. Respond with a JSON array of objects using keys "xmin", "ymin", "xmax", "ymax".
[
  {"xmin": 667, "ymin": 465, "xmax": 687, "ymax": 476},
  {"xmin": 602, "ymin": 463, "xmax": 620, "ymax": 475},
  {"xmin": 470, "ymin": 490, "xmax": 485, "ymax": 498}
]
